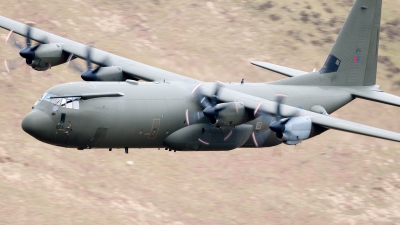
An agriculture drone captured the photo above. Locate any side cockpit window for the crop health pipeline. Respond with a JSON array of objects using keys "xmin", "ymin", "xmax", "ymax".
[
  {"xmin": 53, "ymin": 97, "xmax": 80, "ymax": 109},
  {"xmin": 63, "ymin": 97, "xmax": 80, "ymax": 109}
]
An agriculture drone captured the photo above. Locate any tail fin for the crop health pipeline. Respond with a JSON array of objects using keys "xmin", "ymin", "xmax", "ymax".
[{"xmin": 319, "ymin": 0, "xmax": 382, "ymax": 86}]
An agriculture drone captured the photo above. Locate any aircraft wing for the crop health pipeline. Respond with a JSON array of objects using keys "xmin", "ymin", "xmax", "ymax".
[
  {"xmin": 251, "ymin": 61, "xmax": 308, "ymax": 77},
  {"xmin": 213, "ymin": 87, "xmax": 400, "ymax": 142},
  {"xmin": 0, "ymin": 16, "xmax": 197, "ymax": 83}
]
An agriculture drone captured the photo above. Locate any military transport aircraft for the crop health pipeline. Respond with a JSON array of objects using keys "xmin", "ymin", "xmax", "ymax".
[{"xmin": 0, "ymin": 0, "xmax": 399, "ymax": 153}]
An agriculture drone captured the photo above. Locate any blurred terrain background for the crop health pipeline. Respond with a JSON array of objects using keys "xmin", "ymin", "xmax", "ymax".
[{"xmin": 1, "ymin": 0, "xmax": 400, "ymax": 224}]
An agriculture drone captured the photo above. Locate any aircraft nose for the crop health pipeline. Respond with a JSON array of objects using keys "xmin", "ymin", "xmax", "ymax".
[{"xmin": 22, "ymin": 110, "xmax": 53, "ymax": 141}]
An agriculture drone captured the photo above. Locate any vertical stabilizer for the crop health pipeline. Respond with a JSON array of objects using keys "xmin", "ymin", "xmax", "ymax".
[{"xmin": 319, "ymin": 0, "xmax": 382, "ymax": 86}]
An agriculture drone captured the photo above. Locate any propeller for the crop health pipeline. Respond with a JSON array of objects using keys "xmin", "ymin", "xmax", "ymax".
[
  {"xmin": 67, "ymin": 45, "xmax": 113, "ymax": 81},
  {"xmin": 250, "ymin": 101, "xmax": 274, "ymax": 147},
  {"xmin": 3, "ymin": 23, "xmax": 40, "ymax": 82},
  {"xmin": 18, "ymin": 25, "xmax": 39, "ymax": 65},
  {"xmin": 186, "ymin": 82, "xmax": 225, "ymax": 125},
  {"xmin": 4, "ymin": 22, "xmax": 41, "ymax": 72},
  {"xmin": 249, "ymin": 95, "xmax": 289, "ymax": 147},
  {"xmin": 67, "ymin": 45, "xmax": 97, "ymax": 81}
]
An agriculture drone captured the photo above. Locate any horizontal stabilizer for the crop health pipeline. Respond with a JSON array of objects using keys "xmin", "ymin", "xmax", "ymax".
[
  {"xmin": 251, "ymin": 61, "xmax": 307, "ymax": 77},
  {"xmin": 49, "ymin": 92, "xmax": 124, "ymax": 100},
  {"xmin": 311, "ymin": 116, "xmax": 400, "ymax": 142},
  {"xmin": 350, "ymin": 89, "xmax": 400, "ymax": 107}
]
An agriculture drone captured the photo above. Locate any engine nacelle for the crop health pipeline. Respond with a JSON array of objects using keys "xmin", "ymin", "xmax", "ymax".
[
  {"xmin": 163, "ymin": 123, "xmax": 253, "ymax": 151},
  {"xmin": 95, "ymin": 66, "xmax": 124, "ymax": 81},
  {"xmin": 31, "ymin": 43, "xmax": 67, "ymax": 71},
  {"xmin": 280, "ymin": 116, "xmax": 312, "ymax": 145},
  {"xmin": 211, "ymin": 102, "xmax": 246, "ymax": 127},
  {"xmin": 81, "ymin": 66, "xmax": 124, "ymax": 81}
]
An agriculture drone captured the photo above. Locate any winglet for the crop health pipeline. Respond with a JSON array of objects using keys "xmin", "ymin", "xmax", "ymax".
[{"xmin": 251, "ymin": 61, "xmax": 308, "ymax": 77}]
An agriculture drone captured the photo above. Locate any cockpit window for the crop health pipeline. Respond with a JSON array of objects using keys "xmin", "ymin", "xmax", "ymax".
[
  {"xmin": 35, "ymin": 92, "xmax": 54, "ymax": 106},
  {"xmin": 39, "ymin": 93, "xmax": 48, "ymax": 101},
  {"xmin": 43, "ymin": 93, "xmax": 56, "ymax": 102},
  {"xmin": 37, "ymin": 92, "xmax": 80, "ymax": 109},
  {"xmin": 53, "ymin": 96, "xmax": 80, "ymax": 109}
]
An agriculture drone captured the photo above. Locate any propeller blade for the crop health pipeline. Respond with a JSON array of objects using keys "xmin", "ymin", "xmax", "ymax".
[
  {"xmin": 185, "ymin": 109, "xmax": 204, "ymax": 125},
  {"xmin": 253, "ymin": 95, "xmax": 289, "ymax": 141},
  {"xmin": 203, "ymin": 106, "xmax": 219, "ymax": 120},
  {"xmin": 198, "ymin": 128, "xmax": 211, "ymax": 146},
  {"xmin": 198, "ymin": 95, "xmax": 212, "ymax": 109},
  {"xmin": 192, "ymin": 84, "xmax": 212, "ymax": 109},
  {"xmin": 4, "ymin": 58, "xmax": 23, "ymax": 73},
  {"xmin": 211, "ymin": 82, "xmax": 223, "ymax": 106},
  {"xmin": 251, "ymin": 129, "xmax": 272, "ymax": 147},
  {"xmin": 77, "ymin": 45, "xmax": 100, "ymax": 81},
  {"xmin": 69, "ymin": 45, "xmax": 113, "ymax": 81},
  {"xmin": 275, "ymin": 94, "xmax": 285, "ymax": 121},
  {"xmin": 223, "ymin": 129, "xmax": 233, "ymax": 141},
  {"xmin": 5, "ymin": 30, "xmax": 24, "ymax": 50},
  {"xmin": 86, "ymin": 45, "xmax": 92, "ymax": 70},
  {"xmin": 67, "ymin": 54, "xmax": 85, "ymax": 73},
  {"xmin": 19, "ymin": 24, "xmax": 39, "ymax": 65},
  {"xmin": 23, "ymin": 22, "xmax": 37, "ymax": 45},
  {"xmin": 250, "ymin": 104, "xmax": 275, "ymax": 147},
  {"xmin": 26, "ymin": 25, "xmax": 31, "ymax": 47},
  {"xmin": 267, "ymin": 94, "xmax": 292, "ymax": 139}
]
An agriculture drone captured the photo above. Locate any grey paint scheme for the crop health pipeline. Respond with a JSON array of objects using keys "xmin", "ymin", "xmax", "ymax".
[
  {"xmin": 29, "ymin": 80, "xmax": 400, "ymax": 150},
  {"xmin": 32, "ymin": 81, "xmax": 349, "ymax": 149},
  {"xmin": 4, "ymin": 0, "xmax": 400, "ymax": 150}
]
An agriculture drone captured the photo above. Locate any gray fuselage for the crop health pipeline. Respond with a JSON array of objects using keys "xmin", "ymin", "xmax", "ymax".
[{"xmin": 23, "ymin": 81, "xmax": 353, "ymax": 150}]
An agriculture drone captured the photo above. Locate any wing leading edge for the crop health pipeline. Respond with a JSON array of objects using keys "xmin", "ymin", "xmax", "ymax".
[
  {"xmin": 0, "ymin": 16, "xmax": 197, "ymax": 83},
  {"xmin": 251, "ymin": 61, "xmax": 308, "ymax": 77}
]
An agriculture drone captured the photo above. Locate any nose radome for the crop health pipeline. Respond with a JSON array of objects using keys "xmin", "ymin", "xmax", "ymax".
[{"xmin": 22, "ymin": 110, "xmax": 53, "ymax": 141}]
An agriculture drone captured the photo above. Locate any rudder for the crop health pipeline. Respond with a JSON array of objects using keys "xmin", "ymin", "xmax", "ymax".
[{"xmin": 319, "ymin": 0, "xmax": 382, "ymax": 86}]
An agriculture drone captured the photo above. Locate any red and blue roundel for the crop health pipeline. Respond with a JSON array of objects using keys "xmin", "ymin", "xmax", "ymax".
[{"xmin": 354, "ymin": 56, "xmax": 360, "ymax": 63}]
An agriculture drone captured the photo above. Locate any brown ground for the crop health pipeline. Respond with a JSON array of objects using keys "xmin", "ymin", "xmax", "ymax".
[{"xmin": 1, "ymin": 0, "xmax": 400, "ymax": 224}]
